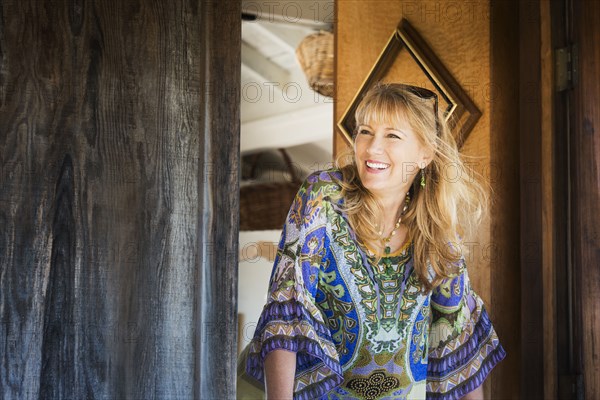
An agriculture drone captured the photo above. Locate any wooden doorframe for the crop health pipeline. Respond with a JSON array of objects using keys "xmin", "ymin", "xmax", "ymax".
[
  {"xmin": 549, "ymin": 0, "xmax": 600, "ymax": 397},
  {"xmin": 569, "ymin": 0, "xmax": 600, "ymax": 396},
  {"xmin": 196, "ymin": 1, "xmax": 241, "ymax": 398},
  {"xmin": 519, "ymin": 0, "xmax": 570, "ymax": 398},
  {"xmin": 519, "ymin": 0, "xmax": 545, "ymax": 397},
  {"xmin": 550, "ymin": 0, "xmax": 580, "ymax": 397},
  {"xmin": 521, "ymin": 0, "xmax": 600, "ymax": 398}
]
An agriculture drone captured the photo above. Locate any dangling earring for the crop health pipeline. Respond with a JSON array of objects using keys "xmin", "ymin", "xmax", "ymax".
[{"xmin": 420, "ymin": 168, "xmax": 426, "ymax": 188}]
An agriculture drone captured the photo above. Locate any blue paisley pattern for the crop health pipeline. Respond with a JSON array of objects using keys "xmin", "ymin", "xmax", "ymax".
[{"xmin": 245, "ymin": 170, "xmax": 505, "ymax": 399}]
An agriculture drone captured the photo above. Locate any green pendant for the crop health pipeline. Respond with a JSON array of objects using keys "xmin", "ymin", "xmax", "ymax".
[{"xmin": 384, "ymin": 246, "xmax": 391, "ymax": 254}]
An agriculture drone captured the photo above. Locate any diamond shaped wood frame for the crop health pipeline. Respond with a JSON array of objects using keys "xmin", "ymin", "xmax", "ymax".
[{"xmin": 337, "ymin": 18, "xmax": 481, "ymax": 149}]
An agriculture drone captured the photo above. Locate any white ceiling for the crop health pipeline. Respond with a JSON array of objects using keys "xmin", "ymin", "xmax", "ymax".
[
  {"xmin": 240, "ymin": 0, "xmax": 334, "ymax": 162},
  {"xmin": 242, "ymin": 0, "xmax": 333, "ymax": 28}
]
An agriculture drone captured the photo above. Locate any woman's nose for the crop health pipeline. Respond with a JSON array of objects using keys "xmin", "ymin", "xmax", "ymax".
[{"xmin": 366, "ymin": 135, "xmax": 384, "ymax": 154}]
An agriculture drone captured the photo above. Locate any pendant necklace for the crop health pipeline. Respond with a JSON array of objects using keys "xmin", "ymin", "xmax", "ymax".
[{"xmin": 380, "ymin": 192, "xmax": 411, "ymax": 255}]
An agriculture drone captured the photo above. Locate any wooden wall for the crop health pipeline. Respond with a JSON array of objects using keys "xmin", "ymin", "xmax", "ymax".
[
  {"xmin": 572, "ymin": 0, "xmax": 600, "ymax": 396},
  {"xmin": 335, "ymin": 1, "xmax": 520, "ymax": 397},
  {"xmin": 0, "ymin": 0, "xmax": 240, "ymax": 398},
  {"xmin": 518, "ymin": 0, "xmax": 545, "ymax": 397},
  {"xmin": 540, "ymin": 0, "xmax": 558, "ymax": 396},
  {"xmin": 520, "ymin": 1, "xmax": 600, "ymax": 397},
  {"xmin": 490, "ymin": 1, "xmax": 521, "ymax": 398}
]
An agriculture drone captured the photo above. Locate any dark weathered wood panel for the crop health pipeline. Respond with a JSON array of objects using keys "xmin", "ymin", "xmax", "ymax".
[
  {"xmin": 196, "ymin": 0, "xmax": 240, "ymax": 398},
  {"xmin": 0, "ymin": 0, "xmax": 240, "ymax": 399}
]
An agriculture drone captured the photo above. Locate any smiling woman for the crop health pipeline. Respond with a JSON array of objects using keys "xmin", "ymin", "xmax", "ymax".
[
  {"xmin": 353, "ymin": 86, "xmax": 438, "ymax": 203},
  {"xmin": 340, "ymin": 83, "xmax": 473, "ymax": 285},
  {"xmin": 241, "ymin": 82, "xmax": 505, "ymax": 399},
  {"xmin": 354, "ymin": 119, "xmax": 430, "ymax": 198}
]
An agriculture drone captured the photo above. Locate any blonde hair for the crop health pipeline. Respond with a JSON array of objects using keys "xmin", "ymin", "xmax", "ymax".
[{"xmin": 336, "ymin": 82, "xmax": 488, "ymax": 291}]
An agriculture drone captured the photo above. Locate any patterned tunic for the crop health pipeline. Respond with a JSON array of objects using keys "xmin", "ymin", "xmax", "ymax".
[{"xmin": 245, "ymin": 170, "xmax": 506, "ymax": 400}]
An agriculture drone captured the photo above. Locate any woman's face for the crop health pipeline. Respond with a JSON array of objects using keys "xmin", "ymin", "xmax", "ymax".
[{"xmin": 354, "ymin": 115, "xmax": 431, "ymax": 199}]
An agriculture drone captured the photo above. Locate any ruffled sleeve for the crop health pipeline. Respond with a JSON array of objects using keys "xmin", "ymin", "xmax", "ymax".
[
  {"xmin": 245, "ymin": 172, "xmax": 343, "ymax": 400},
  {"xmin": 426, "ymin": 259, "xmax": 506, "ymax": 399}
]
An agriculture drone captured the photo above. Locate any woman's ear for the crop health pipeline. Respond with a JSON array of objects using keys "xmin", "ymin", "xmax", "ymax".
[{"xmin": 419, "ymin": 147, "xmax": 434, "ymax": 168}]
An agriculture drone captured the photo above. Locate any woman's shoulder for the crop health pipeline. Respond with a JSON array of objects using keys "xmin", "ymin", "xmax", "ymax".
[
  {"xmin": 301, "ymin": 168, "xmax": 343, "ymax": 197},
  {"xmin": 287, "ymin": 168, "xmax": 343, "ymax": 229},
  {"xmin": 290, "ymin": 168, "xmax": 344, "ymax": 217}
]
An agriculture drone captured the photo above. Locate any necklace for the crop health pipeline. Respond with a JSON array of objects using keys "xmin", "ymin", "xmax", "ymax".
[{"xmin": 380, "ymin": 192, "xmax": 411, "ymax": 255}]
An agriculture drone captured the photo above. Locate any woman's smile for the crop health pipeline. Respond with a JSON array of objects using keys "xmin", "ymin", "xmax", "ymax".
[
  {"xmin": 365, "ymin": 159, "xmax": 391, "ymax": 173},
  {"xmin": 354, "ymin": 120, "xmax": 430, "ymax": 197}
]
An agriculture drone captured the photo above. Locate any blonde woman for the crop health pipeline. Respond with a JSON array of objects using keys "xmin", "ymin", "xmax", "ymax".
[{"xmin": 244, "ymin": 83, "xmax": 505, "ymax": 399}]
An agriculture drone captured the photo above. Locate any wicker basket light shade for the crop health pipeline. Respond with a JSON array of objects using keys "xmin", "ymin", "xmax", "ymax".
[{"xmin": 296, "ymin": 31, "xmax": 334, "ymax": 98}]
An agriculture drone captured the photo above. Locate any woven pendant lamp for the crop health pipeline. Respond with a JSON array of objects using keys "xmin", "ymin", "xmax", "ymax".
[{"xmin": 296, "ymin": 31, "xmax": 334, "ymax": 98}]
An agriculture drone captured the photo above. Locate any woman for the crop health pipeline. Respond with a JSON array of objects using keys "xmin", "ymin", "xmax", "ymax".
[{"xmin": 244, "ymin": 83, "xmax": 506, "ymax": 399}]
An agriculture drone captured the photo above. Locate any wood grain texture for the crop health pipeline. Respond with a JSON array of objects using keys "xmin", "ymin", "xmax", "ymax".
[
  {"xmin": 519, "ymin": 0, "xmax": 544, "ymax": 397},
  {"xmin": 551, "ymin": 1, "xmax": 577, "ymax": 397},
  {"xmin": 572, "ymin": 0, "xmax": 600, "ymax": 397},
  {"xmin": 196, "ymin": 1, "xmax": 240, "ymax": 398},
  {"xmin": 540, "ymin": 0, "xmax": 557, "ymax": 397},
  {"xmin": 0, "ymin": 0, "xmax": 240, "ymax": 398},
  {"xmin": 489, "ymin": 1, "xmax": 521, "ymax": 398}
]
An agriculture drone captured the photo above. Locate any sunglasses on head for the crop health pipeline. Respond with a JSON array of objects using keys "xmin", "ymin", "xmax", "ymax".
[{"xmin": 396, "ymin": 84, "xmax": 441, "ymax": 137}]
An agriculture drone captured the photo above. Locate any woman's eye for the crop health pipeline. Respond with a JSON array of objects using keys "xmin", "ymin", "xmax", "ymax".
[
  {"xmin": 358, "ymin": 129, "xmax": 372, "ymax": 135},
  {"xmin": 387, "ymin": 133, "xmax": 401, "ymax": 139}
]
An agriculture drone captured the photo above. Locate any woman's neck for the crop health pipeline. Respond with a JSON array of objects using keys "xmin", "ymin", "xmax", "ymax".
[{"xmin": 373, "ymin": 191, "xmax": 409, "ymax": 234}]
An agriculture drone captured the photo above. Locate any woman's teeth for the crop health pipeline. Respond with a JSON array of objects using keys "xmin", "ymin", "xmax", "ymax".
[{"xmin": 366, "ymin": 161, "xmax": 390, "ymax": 170}]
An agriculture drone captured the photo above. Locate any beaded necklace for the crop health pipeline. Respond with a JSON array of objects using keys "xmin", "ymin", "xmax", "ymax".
[{"xmin": 380, "ymin": 192, "xmax": 411, "ymax": 255}]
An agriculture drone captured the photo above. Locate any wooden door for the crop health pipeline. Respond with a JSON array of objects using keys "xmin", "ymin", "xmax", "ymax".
[
  {"xmin": 520, "ymin": 0, "xmax": 600, "ymax": 398},
  {"xmin": 0, "ymin": 1, "xmax": 240, "ymax": 398},
  {"xmin": 567, "ymin": 0, "xmax": 600, "ymax": 397}
]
